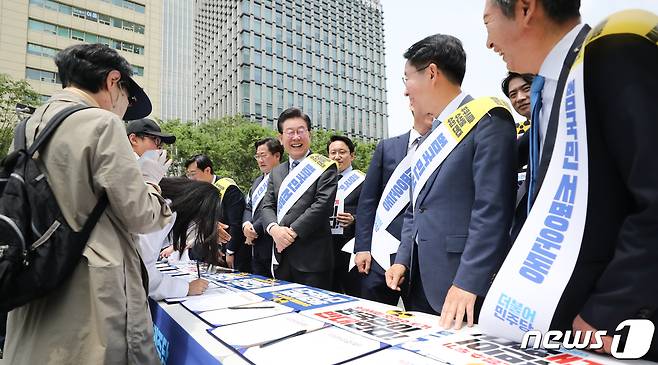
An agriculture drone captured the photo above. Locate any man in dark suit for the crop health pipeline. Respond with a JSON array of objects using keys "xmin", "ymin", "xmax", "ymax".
[
  {"xmin": 386, "ymin": 34, "xmax": 517, "ymax": 329},
  {"xmin": 353, "ymin": 112, "xmax": 430, "ymax": 305},
  {"xmin": 484, "ymin": 0, "xmax": 658, "ymax": 359},
  {"xmin": 243, "ymin": 138, "xmax": 283, "ymax": 277},
  {"xmin": 185, "ymin": 154, "xmax": 250, "ymax": 272},
  {"xmin": 327, "ymin": 135, "xmax": 363, "ymax": 295},
  {"xmin": 261, "ymin": 107, "xmax": 338, "ymax": 289}
]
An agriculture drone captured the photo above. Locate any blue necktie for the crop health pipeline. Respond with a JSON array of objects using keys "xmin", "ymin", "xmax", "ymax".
[
  {"xmin": 291, "ymin": 160, "xmax": 299, "ymax": 170},
  {"xmin": 527, "ymin": 75, "xmax": 545, "ymax": 214}
]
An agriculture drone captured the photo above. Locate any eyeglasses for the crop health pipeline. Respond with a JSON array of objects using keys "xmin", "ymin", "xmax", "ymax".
[
  {"xmin": 283, "ymin": 127, "xmax": 308, "ymax": 138},
  {"xmin": 118, "ymin": 80, "xmax": 137, "ymax": 106},
  {"xmin": 186, "ymin": 169, "xmax": 201, "ymax": 178},
  {"xmin": 253, "ymin": 153, "xmax": 272, "ymax": 161},
  {"xmin": 402, "ymin": 64, "xmax": 430, "ymax": 85},
  {"xmin": 143, "ymin": 134, "xmax": 162, "ymax": 148}
]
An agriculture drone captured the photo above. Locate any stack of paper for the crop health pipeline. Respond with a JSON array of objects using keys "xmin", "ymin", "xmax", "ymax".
[
  {"xmin": 345, "ymin": 346, "xmax": 446, "ymax": 365},
  {"xmin": 255, "ymin": 285, "xmax": 358, "ymax": 311},
  {"xmin": 238, "ymin": 326, "xmax": 387, "ymax": 365},
  {"xmin": 198, "ymin": 301, "xmax": 294, "ymax": 327},
  {"xmin": 208, "ymin": 312, "xmax": 327, "ymax": 349},
  {"xmin": 302, "ymin": 302, "xmax": 436, "ymax": 346},
  {"xmin": 182, "ymin": 291, "xmax": 264, "ymax": 313}
]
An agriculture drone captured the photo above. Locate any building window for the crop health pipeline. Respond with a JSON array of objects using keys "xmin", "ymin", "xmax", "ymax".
[{"xmin": 25, "ymin": 67, "xmax": 59, "ymax": 84}]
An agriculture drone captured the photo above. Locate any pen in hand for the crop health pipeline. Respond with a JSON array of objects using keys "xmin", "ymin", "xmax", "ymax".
[{"xmin": 196, "ymin": 261, "xmax": 201, "ymax": 279}]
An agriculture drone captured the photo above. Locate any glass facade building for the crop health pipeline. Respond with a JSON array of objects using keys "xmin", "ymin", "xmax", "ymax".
[
  {"xmin": 194, "ymin": 0, "xmax": 388, "ymax": 140},
  {"xmin": 161, "ymin": 0, "xmax": 195, "ymax": 121}
]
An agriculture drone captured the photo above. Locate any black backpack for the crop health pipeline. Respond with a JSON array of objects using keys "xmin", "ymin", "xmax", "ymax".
[{"xmin": 0, "ymin": 104, "xmax": 108, "ymax": 312}]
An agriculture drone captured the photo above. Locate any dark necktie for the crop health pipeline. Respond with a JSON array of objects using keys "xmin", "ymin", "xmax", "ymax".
[
  {"xmin": 527, "ymin": 75, "xmax": 545, "ymax": 213},
  {"xmin": 409, "ymin": 136, "xmax": 422, "ymax": 152},
  {"xmin": 291, "ymin": 160, "xmax": 299, "ymax": 170}
]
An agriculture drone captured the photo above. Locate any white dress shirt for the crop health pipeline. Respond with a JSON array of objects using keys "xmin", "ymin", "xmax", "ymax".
[
  {"xmin": 137, "ymin": 212, "xmax": 190, "ymax": 300},
  {"xmin": 536, "ymin": 24, "xmax": 587, "ymax": 158}
]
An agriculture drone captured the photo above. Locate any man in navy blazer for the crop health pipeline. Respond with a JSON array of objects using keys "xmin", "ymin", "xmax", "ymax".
[
  {"xmin": 354, "ymin": 112, "xmax": 430, "ymax": 305},
  {"xmin": 484, "ymin": 0, "xmax": 658, "ymax": 359},
  {"xmin": 386, "ymin": 34, "xmax": 516, "ymax": 329},
  {"xmin": 243, "ymin": 137, "xmax": 283, "ymax": 277}
]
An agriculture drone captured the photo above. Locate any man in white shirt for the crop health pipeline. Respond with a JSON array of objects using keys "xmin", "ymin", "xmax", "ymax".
[{"xmin": 483, "ymin": 0, "xmax": 658, "ymax": 359}]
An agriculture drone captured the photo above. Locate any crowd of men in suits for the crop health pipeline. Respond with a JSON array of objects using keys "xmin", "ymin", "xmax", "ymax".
[
  {"xmin": 3, "ymin": 0, "xmax": 655, "ymax": 362},
  {"xmin": 194, "ymin": 1, "xmax": 657, "ymax": 359}
]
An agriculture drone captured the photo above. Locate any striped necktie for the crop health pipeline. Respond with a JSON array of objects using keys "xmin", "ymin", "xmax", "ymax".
[{"xmin": 527, "ymin": 75, "xmax": 545, "ymax": 214}]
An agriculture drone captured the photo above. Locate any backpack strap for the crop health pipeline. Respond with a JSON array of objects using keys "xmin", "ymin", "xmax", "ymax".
[
  {"xmin": 28, "ymin": 104, "xmax": 93, "ymax": 156},
  {"xmin": 80, "ymin": 192, "xmax": 108, "ymax": 236},
  {"xmin": 13, "ymin": 117, "xmax": 29, "ymax": 151}
]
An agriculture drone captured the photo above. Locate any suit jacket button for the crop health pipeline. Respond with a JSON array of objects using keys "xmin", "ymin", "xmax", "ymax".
[{"xmin": 418, "ymin": 207, "xmax": 425, "ymax": 213}]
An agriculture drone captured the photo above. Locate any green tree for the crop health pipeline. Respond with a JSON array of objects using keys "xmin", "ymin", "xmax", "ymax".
[
  {"xmin": 0, "ymin": 73, "xmax": 41, "ymax": 158},
  {"xmin": 160, "ymin": 117, "xmax": 378, "ymax": 192}
]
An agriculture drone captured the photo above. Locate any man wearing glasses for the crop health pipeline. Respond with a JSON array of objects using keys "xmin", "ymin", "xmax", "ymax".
[
  {"xmin": 185, "ymin": 154, "xmax": 250, "ymax": 272},
  {"xmin": 243, "ymin": 137, "xmax": 283, "ymax": 277},
  {"xmin": 126, "ymin": 118, "xmax": 176, "ymax": 157},
  {"xmin": 261, "ymin": 107, "xmax": 338, "ymax": 289}
]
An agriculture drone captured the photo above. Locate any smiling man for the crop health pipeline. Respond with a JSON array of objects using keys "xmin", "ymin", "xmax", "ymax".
[
  {"xmin": 482, "ymin": 0, "xmax": 658, "ymax": 359},
  {"xmin": 327, "ymin": 135, "xmax": 364, "ymax": 295},
  {"xmin": 243, "ymin": 137, "xmax": 283, "ymax": 277},
  {"xmin": 385, "ymin": 34, "xmax": 517, "ymax": 330},
  {"xmin": 261, "ymin": 107, "xmax": 338, "ymax": 289}
]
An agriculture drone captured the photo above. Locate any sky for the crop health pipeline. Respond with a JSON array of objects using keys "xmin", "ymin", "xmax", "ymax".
[{"xmin": 381, "ymin": 0, "xmax": 658, "ymax": 137}]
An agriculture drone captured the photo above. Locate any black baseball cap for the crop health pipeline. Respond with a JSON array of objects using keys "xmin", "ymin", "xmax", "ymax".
[
  {"xmin": 125, "ymin": 118, "xmax": 176, "ymax": 144},
  {"xmin": 121, "ymin": 77, "xmax": 152, "ymax": 120}
]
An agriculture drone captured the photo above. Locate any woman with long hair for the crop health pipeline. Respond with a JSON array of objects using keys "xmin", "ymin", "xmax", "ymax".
[{"xmin": 139, "ymin": 177, "xmax": 226, "ymax": 299}]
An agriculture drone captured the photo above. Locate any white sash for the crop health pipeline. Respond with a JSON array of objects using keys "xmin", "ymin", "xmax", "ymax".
[
  {"xmin": 480, "ymin": 10, "xmax": 657, "ymax": 341},
  {"xmin": 251, "ymin": 174, "xmax": 269, "ymax": 215},
  {"xmin": 271, "ymin": 154, "xmax": 336, "ymax": 275},
  {"xmin": 276, "ymin": 154, "xmax": 335, "ymax": 223},
  {"xmin": 342, "ymin": 152, "xmax": 414, "ymax": 271},
  {"xmin": 331, "ymin": 170, "xmax": 366, "ymax": 235},
  {"xmin": 411, "ymin": 97, "xmax": 509, "ymax": 207}
]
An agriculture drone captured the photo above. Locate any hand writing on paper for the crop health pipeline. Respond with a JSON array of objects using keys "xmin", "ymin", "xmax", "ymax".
[
  {"xmin": 440, "ymin": 285, "xmax": 476, "ymax": 330},
  {"xmin": 385, "ymin": 264, "xmax": 406, "ymax": 291},
  {"xmin": 271, "ymin": 225, "xmax": 297, "ymax": 253},
  {"xmin": 355, "ymin": 252, "xmax": 372, "ymax": 274},
  {"xmin": 187, "ymin": 278, "xmax": 209, "ymax": 296}
]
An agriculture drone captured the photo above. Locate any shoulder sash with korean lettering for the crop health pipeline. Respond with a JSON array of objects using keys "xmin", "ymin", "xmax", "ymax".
[
  {"xmin": 337, "ymin": 169, "xmax": 365, "ymax": 200},
  {"xmin": 251, "ymin": 174, "xmax": 270, "ymax": 215},
  {"xmin": 276, "ymin": 153, "xmax": 336, "ymax": 223},
  {"xmin": 213, "ymin": 177, "xmax": 238, "ymax": 201},
  {"xmin": 480, "ymin": 10, "xmax": 658, "ymax": 342},
  {"xmin": 411, "ymin": 96, "xmax": 512, "ymax": 207}
]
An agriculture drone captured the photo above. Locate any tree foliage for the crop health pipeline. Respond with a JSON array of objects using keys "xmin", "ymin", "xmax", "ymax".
[
  {"xmin": 160, "ymin": 116, "xmax": 378, "ymax": 192},
  {"xmin": 0, "ymin": 73, "xmax": 41, "ymax": 158}
]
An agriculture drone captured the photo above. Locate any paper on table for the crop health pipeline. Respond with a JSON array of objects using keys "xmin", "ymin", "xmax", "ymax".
[
  {"xmin": 182, "ymin": 291, "xmax": 264, "ymax": 312},
  {"xmin": 344, "ymin": 346, "xmax": 444, "ymax": 365},
  {"xmin": 208, "ymin": 312, "xmax": 326, "ymax": 349},
  {"xmin": 164, "ymin": 286, "xmax": 236, "ymax": 303},
  {"xmin": 302, "ymin": 301, "xmax": 436, "ymax": 345},
  {"xmin": 199, "ymin": 301, "xmax": 294, "ymax": 327},
  {"xmin": 240, "ymin": 326, "xmax": 386, "ymax": 365}
]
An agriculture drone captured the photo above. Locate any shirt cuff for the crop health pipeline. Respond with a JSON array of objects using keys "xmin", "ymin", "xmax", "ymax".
[
  {"xmin": 226, "ymin": 249, "xmax": 235, "ymax": 255},
  {"xmin": 266, "ymin": 222, "xmax": 278, "ymax": 234}
]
